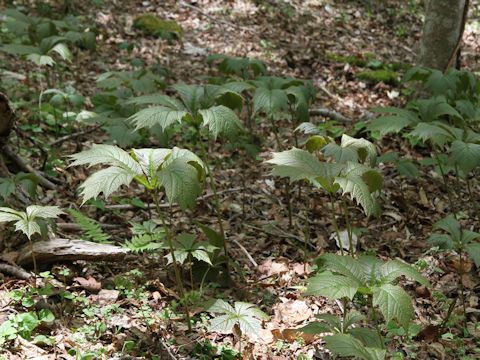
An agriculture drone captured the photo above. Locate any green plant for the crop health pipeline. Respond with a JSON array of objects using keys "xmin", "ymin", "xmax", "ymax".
[
  {"xmin": 207, "ymin": 54, "xmax": 267, "ymax": 80},
  {"xmin": 0, "ymin": 205, "xmax": 63, "ymax": 277},
  {"xmin": 128, "ymin": 84, "xmax": 244, "ymax": 274},
  {"xmin": 133, "ymin": 14, "xmax": 183, "ymax": 40},
  {"xmin": 206, "ymin": 299, "xmax": 269, "ymax": 351},
  {"xmin": 428, "ymin": 214, "xmax": 480, "ymax": 325},
  {"xmin": 124, "ymin": 220, "xmax": 166, "ymax": 253},
  {"xmin": 70, "ymin": 144, "xmax": 205, "ymax": 330},
  {"xmin": 69, "ymin": 209, "xmax": 111, "ymax": 243},
  {"xmin": 266, "ymin": 134, "xmax": 382, "ymax": 255},
  {"xmin": 303, "ymin": 254, "xmax": 428, "ymax": 359},
  {"xmin": 0, "ymin": 309, "xmax": 55, "ymax": 346}
]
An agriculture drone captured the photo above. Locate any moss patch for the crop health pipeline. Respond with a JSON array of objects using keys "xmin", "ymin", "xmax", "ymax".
[
  {"xmin": 356, "ymin": 69, "xmax": 398, "ymax": 85},
  {"xmin": 326, "ymin": 52, "xmax": 367, "ymax": 67},
  {"xmin": 133, "ymin": 14, "xmax": 183, "ymax": 40}
]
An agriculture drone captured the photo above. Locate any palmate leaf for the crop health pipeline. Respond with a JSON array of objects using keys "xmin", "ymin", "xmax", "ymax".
[
  {"xmin": 324, "ymin": 334, "xmax": 386, "ymax": 360},
  {"xmin": 253, "ymin": 87, "xmax": 289, "ymax": 115},
  {"xmin": 379, "ymin": 260, "xmax": 429, "ymax": 286},
  {"xmin": 323, "ymin": 143, "xmax": 359, "ymax": 164},
  {"xmin": 129, "ymin": 106, "xmax": 188, "ymax": 130},
  {"xmin": 335, "ymin": 163, "xmax": 381, "ymax": 217},
  {"xmin": 126, "ymin": 94, "xmax": 186, "ymax": 108},
  {"xmin": 427, "ymin": 233, "xmax": 454, "ymax": 249},
  {"xmin": 306, "ymin": 271, "xmax": 360, "ymax": 300},
  {"xmin": 465, "ymin": 243, "xmax": 480, "ymax": 267},
  {"xmin": 0, "ymin": 207, "xmax": 23, "ymax": 222},
  {"xmin": 266, "ymin": 148, "xmax": 342, "ymax": 187},
  {"xmin": 450, "ymin": 140, "xmax": 480, "ymax": 174},
  {"xmin": 316, "ymin": 254, "xmax": 366, "ymax": 284},
  {"xmin": 432, "ymin": 215, "xmax": 461, "ymax": 242},
  {"xmin": 409, "ymin": 122, "xmax": 454, "ymax": 147},
  {"xmin": 417, "ymin": 97, "xmax": 463, "ymax": 123},
  {"xmin": 340, "ymin": 134, "xmax": 377, "ymax": 166},
  {"xmin": 368, "ymin": 107, "xmax": 419, "ymax": 136},
  {"xmin": 71, "ymin": 145, "xmax": 204, "ymax": 208},
  {"xmin": 199, "ymin": 105, "xmax": 243, "ymax": 138},
  {"xmin": 372, "ymin": 284, "xmax": 414, "ymax": 327},
  {"xmin": 207, "ymin": 299, "xmax": 267, "ymax": 336}
]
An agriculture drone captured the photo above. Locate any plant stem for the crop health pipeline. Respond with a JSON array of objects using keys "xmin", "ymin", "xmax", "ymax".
[
  {"xmin": 457, "ymin": 249, "xmax": 467, "ymax": 330},
  {"xmin": 196, "ymin": 128, "xmax": 230, "ymax": 275},
  {"xmin": 369, "ymin": 295, "xmax": 385, "ymax": 349},
  {"xmin": 341, "ymin": 198, "xmax": 355, "ymax": 257},
  {"xmin": 434, "ymin": 152, "xmax": 456, "ymax": 217},
  {"xmin": 28, "ymin": 238, "xmax": 38, "ymax": 289},
  {"xmin": 151, "ymin": 191, "xmax": 192, "ymax": 331},
  {"xmin": 329, "ymin": 194, "xmax": 344, "ymax": 256}
]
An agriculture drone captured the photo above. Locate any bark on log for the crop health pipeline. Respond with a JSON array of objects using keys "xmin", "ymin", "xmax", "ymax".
[{"xmin": 17, "ymin": 238, "xmax": 129, "ymax": 266}]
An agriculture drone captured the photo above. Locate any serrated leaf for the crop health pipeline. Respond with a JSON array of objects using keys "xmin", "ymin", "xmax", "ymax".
[
  {"xmin": 0, "ymin": 207, "xmax": 23, "ymax": 222},
  {"xmin": 129, "ymin": 106, "xmax": 187, "ymax": 130},
  {"xmin": 335, "ymin": 164, "xmax": 380, "ymax": 217},
  {"xmin": 324, "ymin": 334, "xmax": 386, "ymax": 360},
  {"xmin": 433, "ymin": 215, "xmax": 461, "ymax": 242},
  {"xmin": 306, "ymin": 271, "xmax": 359, "ymax": 300},
  {"xmin": 379, "ymin": 260, "xmax": 429, "ymax": 286},
  {"xmin": 158, "ymin": 158, "xmax": 203, "ymax": 209},
  {"xmin": 207, "ymin": 299, "xmax": 235, "ymax": 314},
  {"xmin": 341, "ymin": 134, "xmax": 377, "ymax": 166},
  {"xmin": 79, "ymin": 166, "xmax": 136, "ymax": 204},
  {"xmin": 266, "ymin": 148, "xmax": 342, "ymax": 187},
  {"xmin": 26, "ymin": 206, "xmax": 63, "ymax": 219},
  {"xmin": 349, "ymin": 327, "xmax": 384, "ymax": 349},
  {"xmin": 317, "ymin": 253, "xmax": 366, "ymax": 284},
  {"xmin": 306, "ymin": 135, "xmax": 330, "ymax": 153},
  {"xmin": 295, "ymin": 122, "xmax": 321, "ymax": 135},
  {"xmin": 253, "ymin": 87, "xmax": 288, "ymax": 115},
  {"xmin": 397, "ymin": 159, "xmax": 418, "ymax": 178},
  {"xmin": 323, "ymin": 143, "xmax": 359, "ymax": 163},
  {"xmin": 69, "ymin": 144, "xmax": 142, "ymax": 173},
  {"xmin": 199, "ymin": 105, "xmax": 243, "ymax": 138},
  {"xmin": 427, "ymin": 233, "xmax": 454, "ymax": 249},
  {"xmin": 373, "ymin": 284, "xmax": 414, "ymax": 327},
  {"xmin": 14, "ymin": 218, "xmax": 41, "ymax": 240},
  {"xmin": 208, "ymin": 314, "xmax": 237, "ymax": 334},
  {"xmin": 465, "ymin": 243, "xmax": 480, "ymax": 267},
  {"xmin": 450, "ymin": 140, "xmax": 480, "ymax": 174},
  {"xmin": 368, "ymin": 115, "xmax": 413, "ymax": 136},
  {"xmin": 299, "ymin": 321, "xmax": 332, "ymax": 334}
]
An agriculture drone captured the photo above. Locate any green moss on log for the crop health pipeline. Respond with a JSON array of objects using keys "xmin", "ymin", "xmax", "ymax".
[
  {"xmin": 133, "ymin": 14, "xmax": 183, "ymax": 40},
  {"xmin": 356, "ymin": 69, "xmax": 398, "ymax": 85}
]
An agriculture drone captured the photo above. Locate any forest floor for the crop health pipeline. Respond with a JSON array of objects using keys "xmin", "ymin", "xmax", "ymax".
[{"xmin": 1, "ymin": 0, "xmax": 480, "ymax": 359}]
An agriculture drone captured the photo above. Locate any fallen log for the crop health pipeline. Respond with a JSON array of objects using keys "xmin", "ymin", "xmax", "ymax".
[{"xmin": 17, "ymin": 238, "xmax": 129, "ymax": 267}]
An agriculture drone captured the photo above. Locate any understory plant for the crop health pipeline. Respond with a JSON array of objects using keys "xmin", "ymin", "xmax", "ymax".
[
  {"xmin": 0, "ymin": 205, "xmax": 64, "ymax": 280},
  {"xmin": 267, "ymin": 134, "xmax": 383, "ymax": 256},
  {"xmin": 70, "ymin": 144, "xmax": 206, "ymax": 330},
  {"xmin": 128, "ymin": 83, "xmax": 244, "ymax": 270},
  {"xmin": 304, "ymin": 254, "xmax": 429, "ymax": 359}
]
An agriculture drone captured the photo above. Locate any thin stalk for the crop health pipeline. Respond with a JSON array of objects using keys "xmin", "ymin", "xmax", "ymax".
[
  {"xmin": 189, "ymin": 262, "xmax": 194, "ymax": 290},
  {"xmin": 341, "ymin": 198, "xmax": 355, "ymax": 257},
  {"xmin": 434, "ymin": 152, "xmax": 456, "ymax": 217},
  {"xmin": 151, "ymin": 191, "xmax": 192, "ymax": 331},
  {"xmin": 457, "ymin": 250, "xmax": 467, "ymax": 330},
  {"xmin": 28, "ymin": 238, "xmax": 38, "ymax": 289},
  {"xmin": 196, "ymin": 128, "xmax": 230, "ymax": 274},
  {"xmin": 329, "ymin": 194, "xmax": 344, "ymax": 256},
  {"xmin": 369, "ymin": 295, "xmax": 385, "ymax": 349},
  {"xmin": 466, "ymin": 177, "xmax": 478, "ymax": 216},
  {"xmin": 303, "ymin": 207, "xmax": 310, "ymax": 270}
]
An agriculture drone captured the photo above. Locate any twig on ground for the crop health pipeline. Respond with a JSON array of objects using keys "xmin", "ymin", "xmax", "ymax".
[
  {"xmin": 49, "ymin": 125, "xmax": 102, "ymax": 147},
  {"xmin": 232, "ymin": 239, "xmax": 258, "ymax": 268},
  {"xmin": 3, "ymin": 145, "xmax": 56, "ymax": 190},
  {"xmin": 0, "ymin": 262, "xmax": 32, "ymax": 280},
  {"xmin": 309, "ymin": 108, "xmax": 352, "ymax": 123}
]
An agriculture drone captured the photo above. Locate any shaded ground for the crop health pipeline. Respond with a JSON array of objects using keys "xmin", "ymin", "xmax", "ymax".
[{"xmin": 0, "ymin": 0, "xmax": 480, "ymax": 359}]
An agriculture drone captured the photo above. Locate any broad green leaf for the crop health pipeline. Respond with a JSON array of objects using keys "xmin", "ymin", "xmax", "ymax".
[
  {"xmin": 26, "ymin": 206, "xmax": 63, "ymax": 219},
  {"xmin": 379, "ymin": 260, "xmax": 429, "ymax": 286},
  {"xmin": 397, "ymin": 159, "xmax": 418, "ymax": 178},
  {"xmin": 432, "ymin": 215, "xmax": 461, "ymax": 242},
  {"xmin": 317, "ymin": 254, "xmax": 366, "ymax": 284},
  {"xmin": 450, "ymin": 140, "xmax": 480, "ymax": 174},
  {"xmin": 266, "ymin": 148, "xmax": 342, "ymax": 186},
  {"xmin": 299, "ymin": 321, "xmax": 332, "ymax": 334},
  {"xmin": 409, "ymin": 122, "xmax": 453, "ymax": 146},
  {"xmin": 340, "ymin": 134, "xmax": 377, "ymax": 166},
  {"xmin": 199, "ymin": 105, "xmax": 243, "ymax": 138},
  {"xmin": 50, "ymin": 43, "xmax": 71, "ymax": 61},
  {"xmin": 0, "ymin": 207, "xmax": 23, "ymax": 222},
  {"xmin": 237, "ymin": 315, "xmax": 262, "ymax": 336},
  {"xmin": 173, "ymin": 84, "xmax": 203, "ymax": 113},
  {"xmin": 361, "ymin": 170, "xmax": 384, "ymax": 193},
  {"xmin": 306, "ymin": 271, "xmax": 359, "ymax": 300},
  {"xmin": 417, "ymin": 97, "xmax": 463, "ymax": 122},
  {"xmin": 349, "ymin": 327, "xmax": 384, "ymax": 349},
  {"xmin": 126, "ymin": 94, "xmax": 186, "ymax": 108},
  {"xmin": 14, "ymin": 218, "xmax": 41, "ymax": 240},
  {"xmin": 1, "ymin": 44, "xmax": 40, "ymax": 56},
  {"xmin": 234, "ymin": 302, "xmax": 269, "ymax": 320},
  {"xmin": 295, "ymin": 122, "xmax": 321, "ymax": 135},
  {"xmin": 131, "ymin": 148, "xmax": 172, "ymax": 182},
  {"xmin": 323, "ymin": 143, "xmax": 359, "ymax": 163},
  {"xmin": 207, "ymin": 299, "xmax": 235, "ymax": 314},
  {"xmin": 69, "ymin": 144, "xmax": 142, "ymax": 173},
  {"xmin": 373, "ymin": 284, "xmax": 414, "ymax": 327},
  {"xmin": 129, "ymin": 106, "xmax": 187, "ymax": 130},
  {"xmin": 335, "ymin": 167, "xmax": 380, "ymax": 217},
  {"xmin": 465, "ymin": 243, "xmax": 480, "ymax": 267},
  {"xmin": 208, "ymin": 314, "xmax": 237, "ymax": 334},
  {"xmin": 158, "ymin": 158, "xmax": 203, "ymax": 209},
  {"xmin": 324, "ymin": 334, "xmax": 386, "ymax": 360},
  {"xmin": 306, "ymin": 135, "xmax": 330, "ymax": 153},
  {"xmin": 427, "ymin": 233, "xmax": 454, "ymax": 249},
  {"xmin": 27, "ymin": 54, "xmax": 55, "ymax": 66},
  {"xmin": 79, "ymin": 166, "xmax": 136, "ymax": 203},
  {"xmin": 368, "ymin": 115, "xmax": 413, "ymax": 136},
  {"xmin": 253, "ymin": 87, "xmax": 288, "ymax": 115}
]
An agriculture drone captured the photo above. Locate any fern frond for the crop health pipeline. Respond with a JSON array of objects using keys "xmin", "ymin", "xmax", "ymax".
[
  {"xmin": 124, "ymin": 234, "xmax": 165, "ymax": 253},
  {"xmin": 69, "ymin": 209, "xmax": 111, "ymax": 244}
]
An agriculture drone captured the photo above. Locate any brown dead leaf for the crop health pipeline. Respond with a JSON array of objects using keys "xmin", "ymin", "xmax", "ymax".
[
  {"xmin": 271, "ymin": 328, "xmax": 316, "ymax": 344},
  {"xmin": 74, "ymin": 276, "xmax": 101, "ymax": 293},
  {"xmin": 258, "ymin": 257, "xmax": 289, "ymax": 277},
  {"xmin": 273, "ymin": 299, "xmax": 312, "ymax": 325},
  {"xmin": 415, "ymin": 286, "xmax": 431, "ymax": 299},
  {"xmin": 461, "ymin": 274, "xmax": 478, "ymax": 289},
  {"xmin": 415, "ymin": 324, "xmax": 442, "ymax": 342},
  {"xmin": 292, "ymin": 263, "xmax": 311, "ymax": 276},
  {"xmin": 97, "ymin": 289, "xmax": 120, "ymax": 304}
]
